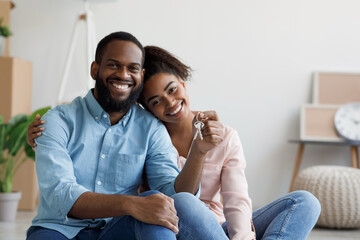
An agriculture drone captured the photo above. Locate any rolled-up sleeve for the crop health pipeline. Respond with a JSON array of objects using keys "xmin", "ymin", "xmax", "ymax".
[
  {"xmin": 145, "ymin": 121, "xmax": 180, "ymax": 197},
  {"xmin": 221, "ymin": 130, "xmax": 255, "ymax": 240},
  {"xmin": 35, "ymin": 110, "xmax": 89, "ymax": 217}
]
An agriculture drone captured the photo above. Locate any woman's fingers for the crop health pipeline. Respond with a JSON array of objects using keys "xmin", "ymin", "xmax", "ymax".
[
  {"xmin": 27, "ymin": 114, "xmax": 46, "ymax": 149},
  {"xmin": 199, "ymin": 110, "xmax": 219, "ymax": 121}
]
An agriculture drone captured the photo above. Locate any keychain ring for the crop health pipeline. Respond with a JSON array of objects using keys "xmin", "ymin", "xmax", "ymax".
[{"xmin": 196, "ymin": 112, "xmax": 202, "ymax": 122}]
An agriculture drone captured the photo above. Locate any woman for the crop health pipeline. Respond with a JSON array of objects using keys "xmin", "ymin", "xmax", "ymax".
[{"xmin": 28, "ymin": 46, "xmax": 321, "ymax": 240}]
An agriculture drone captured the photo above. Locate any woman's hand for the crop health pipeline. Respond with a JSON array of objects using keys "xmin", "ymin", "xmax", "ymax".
[
  {"xmin": 192, "ymin": 111, "xmax": 224, "ymax": 154},
  {"xmin": 174, "ymin": 110, "xmax": 225, "ymax": 193},
  {"xmin": 27, "ymin": 114, "xmax": 45, "ymax": 151}
]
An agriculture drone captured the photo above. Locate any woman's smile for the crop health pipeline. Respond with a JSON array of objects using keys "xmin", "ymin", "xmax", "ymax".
[
  {"xmin": 142, "ymin": 73, "xmax": 190, "ymax": 123},
  {"xmin": 167, "ymin": 101, "xmax": 184, "ymax": 117}
]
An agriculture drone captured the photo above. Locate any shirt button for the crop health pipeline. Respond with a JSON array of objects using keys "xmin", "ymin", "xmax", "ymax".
[
  {"xmin": 101, "ymin": 154, "xmax": 106, "ymax": 159},
  {"xmin": 97, "ymin": 181, "xmax": 102, "ymax": 185},
  {"xmin": 95, "ymin": 116, "xmax": 99, "ymax": 120},
  {"xmin": 108, "ymin": 129, "xmax": 112, "ymax": 132},
  {"xmin": 103, "ymin": 114, "xmax": 107, "ymax": 118}
]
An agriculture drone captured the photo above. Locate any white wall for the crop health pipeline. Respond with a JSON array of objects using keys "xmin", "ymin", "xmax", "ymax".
[{"xmin": 9, "ymin": 0, "xmax": 360, "ymax": 208}]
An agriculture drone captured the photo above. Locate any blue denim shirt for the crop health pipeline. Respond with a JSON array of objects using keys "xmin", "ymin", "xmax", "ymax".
[{"xmin": 30, "ymin": 90, "xmax": 180, "ymax": 238}]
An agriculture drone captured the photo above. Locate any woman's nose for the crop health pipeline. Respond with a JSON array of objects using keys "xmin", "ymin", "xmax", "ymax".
[{"xmin": 165, "ymin": 96, "xmax": 175, "ymax": 107}]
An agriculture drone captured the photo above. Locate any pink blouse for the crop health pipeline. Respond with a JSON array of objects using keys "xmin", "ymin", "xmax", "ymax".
[{"xmin": 177, "ymin": 125, "xmax": 255, "ymax": 240}]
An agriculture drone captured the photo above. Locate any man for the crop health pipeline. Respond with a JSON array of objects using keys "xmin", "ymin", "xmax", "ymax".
[{"xmin": 26, "ymin": 32, "xmax": 228, "ymax": 240}]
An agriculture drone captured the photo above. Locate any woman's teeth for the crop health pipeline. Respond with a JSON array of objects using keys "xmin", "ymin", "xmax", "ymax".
[
  {"xmin": 112, "ymin": 82, "xmax": 129, "ymax": 90},
  {"xmin": 169, "ymin": 103, "xmax": 182, "ymax": 116}
]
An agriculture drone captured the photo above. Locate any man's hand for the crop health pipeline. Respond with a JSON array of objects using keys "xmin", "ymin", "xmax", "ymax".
[{"xmin": 130, "ymin": 193, "xmax": 179, "ymax": 234}]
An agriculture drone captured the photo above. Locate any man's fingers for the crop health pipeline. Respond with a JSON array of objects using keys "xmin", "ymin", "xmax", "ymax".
[
  {"xmin": 167, "ymin": 199, "xmax": 177, "ymax": 216},
  {"xmin": 158, "ymin": 218, "xmax": 179, "ymax": 234},
  {"xmin": 157, "ymin": 195, "xmax": 178, "ymax": 233}
]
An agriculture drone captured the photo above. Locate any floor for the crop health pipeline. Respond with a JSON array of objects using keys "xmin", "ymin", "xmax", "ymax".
[{"xmin": 0, "ymin": 211, "xmax": 360, "ymax": 240}]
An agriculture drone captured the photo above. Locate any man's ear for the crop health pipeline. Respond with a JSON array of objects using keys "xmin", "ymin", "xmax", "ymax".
[{"xmin": 90, "ymin": 61, "xmax": 98, "ymax": 80}]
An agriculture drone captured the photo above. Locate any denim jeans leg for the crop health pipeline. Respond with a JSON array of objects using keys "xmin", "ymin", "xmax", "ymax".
[
  {"xmin": 252, "ymin": 190, "xmax": 321, "ymax": 240},
  {"xmin": 26, "ymin": 227, "xmax": 74, "ymax": 240},
  {"xmin": 98, "ymin": 190, "xmax": 176, "ymax": 240},
  {"xmin": 172, "ymin": 192, "xmax": 229, "ymax": 240}
]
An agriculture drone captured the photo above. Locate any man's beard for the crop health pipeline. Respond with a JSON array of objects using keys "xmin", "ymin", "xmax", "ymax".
[{"xmin": 95, "ymin": 74, "xmax": 143, "ymax": 113}]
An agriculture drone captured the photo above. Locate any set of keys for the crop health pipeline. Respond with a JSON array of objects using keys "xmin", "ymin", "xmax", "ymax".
[{"xmin": 193, "ymin": 112, "xmax": 205, "ymax": 140}]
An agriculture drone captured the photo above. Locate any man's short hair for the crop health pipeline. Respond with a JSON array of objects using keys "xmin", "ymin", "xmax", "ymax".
[{"xmin": 95, "ymin": 31, "xmax": 145, "ymax": 67}]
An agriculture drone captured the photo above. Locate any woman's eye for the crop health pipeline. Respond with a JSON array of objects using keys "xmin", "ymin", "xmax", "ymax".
[{"xmin": 169, "ymin": 87, "xmax": 177, "ymax": 94}]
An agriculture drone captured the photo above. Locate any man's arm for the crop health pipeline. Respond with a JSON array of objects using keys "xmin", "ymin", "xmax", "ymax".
[
  {"xmin": 68, "ymin": 192, "xmax": 179, "ymax": 233},
  {"xmin": 36, "ymin": 109, "xmax": 178, "ymax": 232}
]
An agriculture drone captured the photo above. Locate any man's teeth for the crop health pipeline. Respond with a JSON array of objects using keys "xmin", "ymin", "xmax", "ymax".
[
  {"xmin": 112, "ymin": 83, "xmax": 129, "ymax": 90},
  {"xmin": 169, "ymin": 104, "xmax": 182, "ymax": 115}
]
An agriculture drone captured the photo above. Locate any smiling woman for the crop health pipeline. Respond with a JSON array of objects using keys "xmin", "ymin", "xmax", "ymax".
[{"xmin": 136, "ymin": 45, "xmax": 322, "ymax": 240}]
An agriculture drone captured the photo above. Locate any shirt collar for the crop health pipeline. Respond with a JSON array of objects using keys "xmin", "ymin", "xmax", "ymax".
[{"xmin": 84, "ymin": 89, "xmax": 134, "ymax": 127}]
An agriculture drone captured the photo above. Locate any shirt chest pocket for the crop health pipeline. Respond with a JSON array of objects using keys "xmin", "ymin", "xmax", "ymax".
[{"xmin": 113, "ymin": 154, "xmax": 145, "ymax": 191}]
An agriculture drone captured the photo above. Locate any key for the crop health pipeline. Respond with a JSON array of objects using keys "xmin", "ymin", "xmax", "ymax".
[{"xmin": 193, "ymin": 113, "xmax": 205, "ymax": 140}]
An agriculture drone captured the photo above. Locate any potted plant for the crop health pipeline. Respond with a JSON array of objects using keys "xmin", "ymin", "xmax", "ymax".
[
  {"xmin": 0, "ymin": 106, "xmax": 50, "ymax": 221},
  {"xmin": 0, "ymin": 17, "xmax": 12, "ymax": 56}
]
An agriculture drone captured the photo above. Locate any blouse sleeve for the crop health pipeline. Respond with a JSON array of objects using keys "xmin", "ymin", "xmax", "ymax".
[{"xmin": 220, "ymin": 129, "xmax": 255, "ymax": 240}]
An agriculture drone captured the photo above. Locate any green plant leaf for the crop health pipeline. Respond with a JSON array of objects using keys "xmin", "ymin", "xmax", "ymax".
[
  {"xmin": 8, "ymin": 122, "xmax": 27, "ymax": 156},
  {"xmin": 0, "ymin": 123, "xmax": 6, "ymax": 151},
  {"xmin": 0, "ymin": 17, "xmax": 12, "ymax": 38},
  {"xmin": 7, "ymin": 114, "xmax": 28, "ymax": 136},
  {"xmin": 0, "ymin": 106, "xmax": 51, "ymax": 192},
  {"xmin": 24, "ymin": 143, "xmax": 35, "ymax": 160},
  {"xmin": 29, "ymin": 106, "xmax": 51, "ymax": 121}
]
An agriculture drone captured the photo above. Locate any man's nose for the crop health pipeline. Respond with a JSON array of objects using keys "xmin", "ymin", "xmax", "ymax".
[{"xmin": 118, "ymin": 67, "xmax": 130, "ymax": 79}]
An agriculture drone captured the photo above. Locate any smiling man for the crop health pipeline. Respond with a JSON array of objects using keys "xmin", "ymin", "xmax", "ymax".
[{"xmin": 26, "ymin": 32, "xmax": 228, "ymax": 240}]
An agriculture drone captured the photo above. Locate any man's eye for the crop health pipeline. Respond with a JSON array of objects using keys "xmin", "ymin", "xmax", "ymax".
[
  {"xmin": 129, "ymin": 66, "xmax": 140, "ymax": 72},
  {"xmin": 152, "ymin": 99, "xmax": 161, "ymax": 106},
  {"xmin": 107, "ymin": 63, "xmax": 118, "ymax": 68},
  {"xmin": 169, "ymin": 87, "xmax": 177, "ymax": 94}
]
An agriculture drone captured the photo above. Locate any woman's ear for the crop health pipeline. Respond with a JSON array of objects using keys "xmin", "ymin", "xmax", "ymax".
[{"xmin": 90, "ymin": 61, "xmax": 98, "ymax": 80}]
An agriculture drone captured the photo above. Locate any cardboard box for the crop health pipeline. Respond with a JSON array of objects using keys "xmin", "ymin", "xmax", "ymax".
[
  {"xmin": 0, "ymin": 57, "xmax": 32, "ymax": 122},
  {"xmin": 12, "ymin": 156, "xmax": 38, "ymax": 210},
  {"xmin": 0, "ymin": 56, "xmax": 36, "ymax": 210}
]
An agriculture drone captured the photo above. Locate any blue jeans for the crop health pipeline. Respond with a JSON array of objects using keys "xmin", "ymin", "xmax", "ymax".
[
  {"xmin": 222, "ymin": 190, "xmax": 321, "ymax": 240},
  {"xmin": 27, "ymin": 190, "xmax": 228, "ymax": 240}
]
